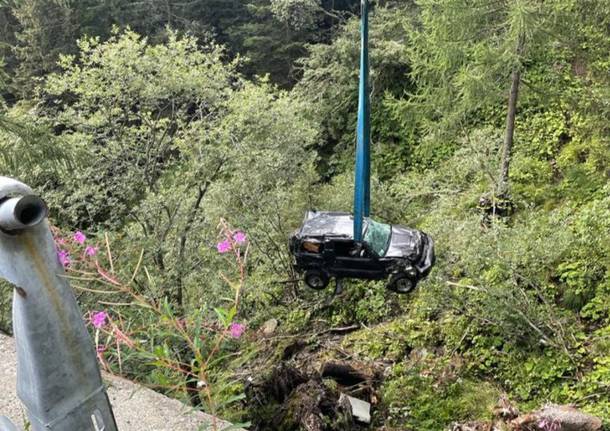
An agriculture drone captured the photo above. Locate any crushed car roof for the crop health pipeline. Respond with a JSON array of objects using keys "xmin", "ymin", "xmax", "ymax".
[{"xmin": 299, "ymin": 211, "xmax": 361, "ymax": 238}]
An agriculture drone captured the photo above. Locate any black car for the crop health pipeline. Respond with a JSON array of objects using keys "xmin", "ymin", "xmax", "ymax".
[{"xmin": 289, "ymin": 211, "xmax": 435, "ymax": 294}]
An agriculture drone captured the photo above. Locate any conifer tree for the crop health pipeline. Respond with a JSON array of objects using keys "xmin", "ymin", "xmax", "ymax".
[
  {"xmin": 408, "ymin": 0, "xmax": 591, "ymax": 198},
  {"xmin": 12, "ymin": 0, "xmax": 76, "ymax": 96}
]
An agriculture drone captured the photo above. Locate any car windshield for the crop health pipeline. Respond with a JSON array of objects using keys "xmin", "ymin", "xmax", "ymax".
[{"xmin": 363, "ymin": 219, "xmax": 391, "ymax": 257}]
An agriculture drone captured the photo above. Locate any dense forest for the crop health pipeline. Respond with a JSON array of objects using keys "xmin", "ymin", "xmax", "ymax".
[{"xmin": 0, "ymin": 0, "xmax": 609, "ymax": 430}]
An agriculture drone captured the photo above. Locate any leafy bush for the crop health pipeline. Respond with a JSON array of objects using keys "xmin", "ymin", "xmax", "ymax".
[{"xmin": 53, "ymin": 221, "xmax": 252, "ymax": 426}]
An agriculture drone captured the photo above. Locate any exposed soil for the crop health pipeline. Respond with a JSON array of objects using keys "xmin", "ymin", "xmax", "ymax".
[{"xmin": 245, "ymin": 333, "xmax": 383, "ymax": 431}]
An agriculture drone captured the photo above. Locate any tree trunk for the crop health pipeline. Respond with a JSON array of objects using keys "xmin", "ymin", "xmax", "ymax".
[
  {"xmin": 498, "ymin": 34, "xmax": 525, "ymax": 197},
  {"xmin": 172, "ymin": 159, "xmax": 225, "ymax": 308}
]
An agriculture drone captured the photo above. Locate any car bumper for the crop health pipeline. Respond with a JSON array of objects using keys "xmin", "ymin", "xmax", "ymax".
[{"xmin": 415, "ymin": 235, "xmax": 435, "ymax": 277}]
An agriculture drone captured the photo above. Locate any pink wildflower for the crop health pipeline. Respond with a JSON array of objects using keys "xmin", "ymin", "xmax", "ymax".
[
  {"xmin": 85, "ymin": 246, "xmax": 98, "ymax": 257},
  {"xmin": 229, "ymin": 322, "xmax": 246, "ymax": 339},
  {"xmin": 57, "ymin": 249, "xmax": 71, "ymax": 268},
  {"xmin": 217, "ymin": 239, "xmax": 231, "ymax": 254},
  {"xmin": 233, "ymin": 231, "xmax": 247, "ymax": 244},
  {"xmin": 96, "ymin": 345, "xmax": 107, "ymax": 354},
  {"xmin": 91, "ymin": 311, "xmax": 108, "ymax": 329},
  {"xmin": 73, "ymin": 231, "xmax": 86, "ymax": 245}
]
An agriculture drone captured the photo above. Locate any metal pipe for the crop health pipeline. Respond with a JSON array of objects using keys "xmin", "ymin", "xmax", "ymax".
[
  {"xmin": 0, "ymin": 416, "xmax": 19, "ymax": 431},
  {"xmin": 0, "ymin": 195, "xmax": 48, "ymax": 232}
]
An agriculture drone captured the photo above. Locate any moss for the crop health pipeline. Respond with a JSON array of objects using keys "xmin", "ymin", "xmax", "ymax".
[
  {"xmin": 342, "ymin": 317, "xmax": 440, "ymax": 361},
  {"xmin": 380, "ymin": 364, "xmax": 500, "ymax": 430},
  {"xmin": 283, "ymin": 307, "xmax": 311, "ymax": 333}
]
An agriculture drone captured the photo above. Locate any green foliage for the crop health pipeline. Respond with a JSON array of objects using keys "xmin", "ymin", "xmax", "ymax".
[
  {"xmin": 0, "ymin": 281, "xmax": 11, "ymax": 334},
  {"xmin": 407, "ymin": 0, "xmax": 568, "ymax": 124},
  {"xmin": 0, "ymin": 0, "xmax": 360, "ymax": 95},
  {"xmin": 227, "ymin": 0, "xmax": 357, "ymax": 87},
  {"xmin": 0, "ymin": 104, "xmax": 79, "ymax": 185},
  {"xmin": 206, "ymin": 80, "xmax": 318, "ymax": 261},
  {"xmin": 322, "ymin": 281, "xmax": 400, "ymax": 326},
  {"xmin": 51, "ymin": 221, "xmax": 254, "ymax": 420},
  {"xmin": 270, "ymin": 0, "xmax": 321, "ymax": 31},
  {"xmin": 382, "ymin": 361, "xmax": 500, "ymax": 429},
  {"xmin": 12, "ymin": 0, "xmax": 77, "ymax": 95},
  {"xmin": 38, "ymin": 29, "xmax": 237, "ymax": 229},
  {"xmin": 343, "ymin": 317, "xmax": 439, "ymax": 362},
  {"xmin": 296, "ymin": 4, "xmax": 417, "ymax": 176}
]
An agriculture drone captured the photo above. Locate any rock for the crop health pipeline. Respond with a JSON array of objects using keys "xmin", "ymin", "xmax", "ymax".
[
  {"xmin": 511, "ymin": 404, "xmax": 602, "ymax": 431},
  {"xmin": 340, "ymin": 394, "xmax": 371, "ymax": 424},
  {"xmin": 449, "ymin": 422, "xmax": 492, "ymax": 431},
  {"xmin": 261, "ymin": 318, "xmax": 278, "ymax": 337},
  {"xmin": 451, "ymin": 400, "xmax": 602, "ymax": 431},
  {"xmin": 493, "ymin": 395, "xmax": 519, "ymax": 421}
]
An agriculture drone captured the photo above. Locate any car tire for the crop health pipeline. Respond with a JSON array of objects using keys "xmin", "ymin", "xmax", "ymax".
[
  {"xmin": 304, "ymin": 270, "xmax": 330, "ymax": 290},
  {"xmin": 387, "ymin": 274, "xmax": 416, "ymax": 294}
]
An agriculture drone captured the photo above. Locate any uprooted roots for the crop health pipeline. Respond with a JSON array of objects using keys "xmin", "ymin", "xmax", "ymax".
[{"xmin": 246, "ymin": 362, "xmax": 375, "ymax": 431}]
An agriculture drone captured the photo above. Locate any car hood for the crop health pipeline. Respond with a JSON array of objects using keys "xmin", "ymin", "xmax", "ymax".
[{"xmin": 385, "ymin": 225, "xmax": 423, "ymax": 259}]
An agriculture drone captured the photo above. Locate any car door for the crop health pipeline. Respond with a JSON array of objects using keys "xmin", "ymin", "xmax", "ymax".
[
  {"xmin": 321, "ymin": 239, "xmax": 336, "ymax": 270},
  {"xmin": 332, "ymin": 239, "xmax": 384, "ymax": 279},
  {"xmin": 296, "ymin": 238, "xmax": 324, "ymax": 270}
]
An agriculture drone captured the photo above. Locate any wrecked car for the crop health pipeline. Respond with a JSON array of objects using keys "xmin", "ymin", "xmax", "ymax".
[{"xmin": 289, "ymin": 211, "xmax": 435, "ymax": 294}]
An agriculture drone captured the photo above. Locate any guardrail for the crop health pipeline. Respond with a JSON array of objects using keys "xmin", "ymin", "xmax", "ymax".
[{"xmin": 0, "ymin": 176, "xmax": 118, "ymax": 431}]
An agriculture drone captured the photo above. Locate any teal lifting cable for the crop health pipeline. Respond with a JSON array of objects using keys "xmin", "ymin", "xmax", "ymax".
[{"xmin": 353, "ymin": 0, "xmax": 371, "ymax": 242}]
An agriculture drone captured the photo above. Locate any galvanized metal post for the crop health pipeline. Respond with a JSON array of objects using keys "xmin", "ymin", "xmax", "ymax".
[
  {"xmin": 353, "ymin": 0, "xmax": 371, "ymax": 242},
  {"xmin": 0, "ymin": 177, "xmax": 118, "ymax": 431}
]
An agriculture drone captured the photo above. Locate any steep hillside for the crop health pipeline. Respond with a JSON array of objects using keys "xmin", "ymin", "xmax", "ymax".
[{"xmin": 0, "ymin": 1, "xmax": 608, "ymax": 430}]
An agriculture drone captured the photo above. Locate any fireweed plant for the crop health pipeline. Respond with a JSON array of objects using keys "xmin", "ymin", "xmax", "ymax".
[{"xmin": 52, "ymin": 220, "xmax": 251, "ymax": 430}]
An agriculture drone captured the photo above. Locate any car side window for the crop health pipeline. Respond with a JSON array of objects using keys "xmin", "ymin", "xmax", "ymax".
[
  {"xmin": 302, "ymin": 240, "xmax": 322, "ymax": 254},
  {"xmin": 333, "ymin": 240, "xmax": 356, "ymax": 257}
]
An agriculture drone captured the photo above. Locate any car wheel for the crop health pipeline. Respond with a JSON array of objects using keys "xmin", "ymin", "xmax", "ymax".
[
  {"xmin": 387, "ymin": 274, "xmax": 415, "ymax": 294},
  {"xmin": 304, "ymin": 270, "xmax": 330, "ymax": 290}
]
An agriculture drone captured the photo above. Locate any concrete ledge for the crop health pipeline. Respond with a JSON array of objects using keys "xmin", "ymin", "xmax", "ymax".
[{"xmin": 0, "ymin": 335, "xmax": 244, "ymax": 431}]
